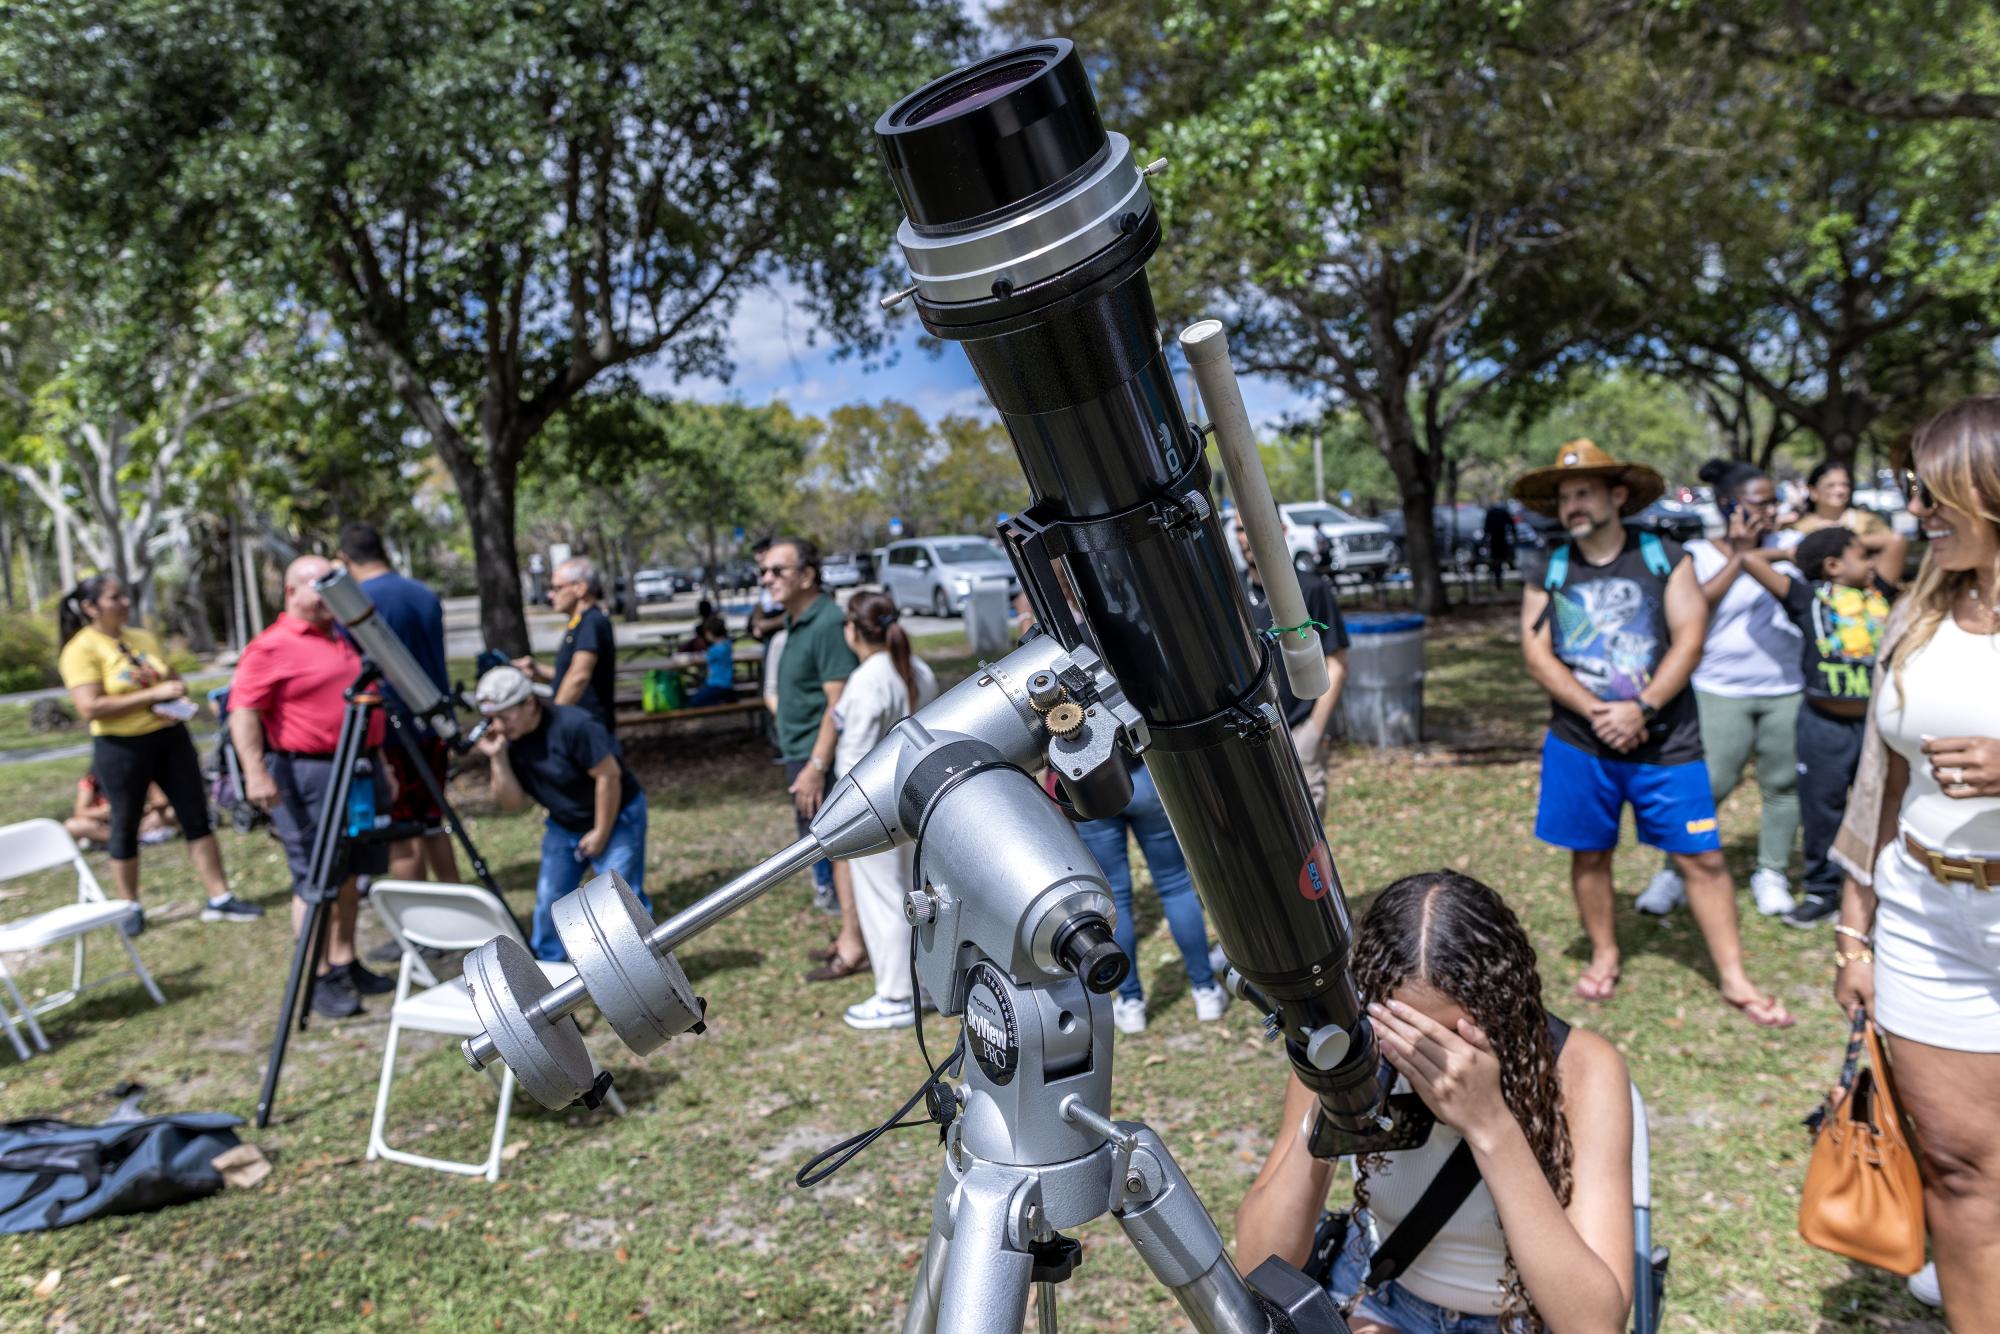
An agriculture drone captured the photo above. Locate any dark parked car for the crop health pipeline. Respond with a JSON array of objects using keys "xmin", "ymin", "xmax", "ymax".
[
  {"xmin": 1381, "ymin": 504, "xmax": 1490, "ymax": 569},
  {"xmin": 1628, "ymin": 500, "xmax": 1706, "ymax": 545}
]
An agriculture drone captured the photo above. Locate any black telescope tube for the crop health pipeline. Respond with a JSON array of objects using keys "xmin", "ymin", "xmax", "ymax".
[{"xmin": 875, "ymin": 42, "xmax": 1382, "ymax": 1133}]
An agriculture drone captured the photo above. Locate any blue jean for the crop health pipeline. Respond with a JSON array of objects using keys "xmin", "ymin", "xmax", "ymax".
[
  {"xmin": 531, "ymin": 795, "xmax": 652, "ymax": 962},
  {"xmin": 1326, "ymin": 1210, "xmax": 1512, "ymax": 1333},
  {"xmin": 1073, "ymin": 765, "xmax": 1214, "ymax": 1002}
]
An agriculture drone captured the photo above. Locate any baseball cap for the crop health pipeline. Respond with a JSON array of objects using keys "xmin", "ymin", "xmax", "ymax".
[{"xmin": 474, "ymin": 664, "xmax": 539, "ymax": 714}]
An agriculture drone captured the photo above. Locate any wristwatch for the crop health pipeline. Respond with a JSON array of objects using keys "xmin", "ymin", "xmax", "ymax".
[
  {"xmin": 808, "ymin": 754, "xmax": 830, "ymax": 774},
  {"xmin": 1638, "ymin": 699, "xmax": 1659, "ymax": 725}
]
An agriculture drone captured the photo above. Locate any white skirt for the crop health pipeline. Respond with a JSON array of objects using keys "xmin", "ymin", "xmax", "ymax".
[{"xmin": 1872, "ymin": 835, "xmax": 2000, "ymax": 1052}]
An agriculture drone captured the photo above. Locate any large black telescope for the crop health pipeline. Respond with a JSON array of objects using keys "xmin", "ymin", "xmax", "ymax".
[{"xmin": 875, "ymin": 41, "xmax": 1383, "ymax": 1137}]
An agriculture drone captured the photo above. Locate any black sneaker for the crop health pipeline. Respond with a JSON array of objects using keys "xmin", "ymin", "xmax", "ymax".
[
  {"xmin": 344, "ymin": 960, "xmax": 397, "ymax": 996},
  {"xmin": 119, "ymin": 906, "xmax": 146, "ymax": 938},
  {"xmin": 310, "ymin": 969, "xmax": 363, "ymax": 1019},
  {"xmin": 200, "ymin": 895, "xmax": 265, "ymax": 923},
  {"xmin": 1783, "ymin": 895, "xmax": 1840, "ymax": 929}
]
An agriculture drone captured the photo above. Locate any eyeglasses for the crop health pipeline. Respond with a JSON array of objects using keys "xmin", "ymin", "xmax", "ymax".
[
  {"xmin": 1901, "ymin": 469, "xmax": 1937, "ymax": 509},
  {"xmin": 758, "ymin": 564, "xmax": 800, "ymax": 578}
]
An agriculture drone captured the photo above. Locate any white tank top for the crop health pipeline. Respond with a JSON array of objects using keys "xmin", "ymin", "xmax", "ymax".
[
  {"xmin": 1687, "ymin": 539, "xmax": 1804, "ymax": 696},
  {"xmin": 1361, "ymin": 1082, "xmax": 1510, "ymax": 1314},
  {"xmin": 1876, "ymin": 616, "xmax": 2000, "ymax": 855}
]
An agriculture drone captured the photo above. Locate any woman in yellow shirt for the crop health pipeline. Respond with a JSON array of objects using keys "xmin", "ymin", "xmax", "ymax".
[{"xmin": 56, "ymin": 575, "xmax": 260, "ymax": 934}]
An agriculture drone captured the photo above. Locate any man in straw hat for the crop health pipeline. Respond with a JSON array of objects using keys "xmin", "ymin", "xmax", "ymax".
[{"xmin": 1515, "ymin": 440, "xmax": 1792, "ymax": 1027}]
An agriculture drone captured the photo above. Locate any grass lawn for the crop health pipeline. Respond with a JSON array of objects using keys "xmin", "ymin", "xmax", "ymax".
[{"xmin": 0, "ymin": 613, "xmax": 1942, "ymax": 1331}]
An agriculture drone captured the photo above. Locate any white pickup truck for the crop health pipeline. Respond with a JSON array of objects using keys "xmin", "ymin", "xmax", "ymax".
[{"xmin": 1275, "ymin": 502, "xmax": 1394, "ymax": 577}]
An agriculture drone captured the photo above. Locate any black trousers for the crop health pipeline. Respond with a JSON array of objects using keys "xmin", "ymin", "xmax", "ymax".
[
  {"xmin": 1797, "ymin": 703, "xmax": 1868, "ymax": 904},
  {"xmin": 92, "ymin": 725, "xmax": 213, "ymax": 860}
]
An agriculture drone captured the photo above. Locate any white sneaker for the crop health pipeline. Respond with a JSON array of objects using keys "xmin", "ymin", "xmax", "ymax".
[
  {"xmin": 1635, "ymin": 869, "xmax": 1686, "ymax": 915},
  {"xmin": 843, "ymin": 993, "xmax": 916, "ymax": 1031},
  {"xmin": 1112, "ymin": 996, "xmax": 1148, "ymax": 1034},
  {"xmin": 1207, "ymin": 944, "xmax": 1230, "ymax": 980},
  {"xmin": 1191, "ymin": 983, "xmax": 1230, "ymax": 1022},
  {"xmin": 1907, "ymin": 1261, "xmax": 1940, "ymax": 1308},
  {"xmin": 1750, "ymin": 867, "xmax": 1795, "ymax": 916}
]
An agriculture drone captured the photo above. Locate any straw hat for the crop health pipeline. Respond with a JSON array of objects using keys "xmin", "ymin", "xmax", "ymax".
[{"xmin": 1510, "ymin": 439, "xmax": 1664, "ymax": 517}]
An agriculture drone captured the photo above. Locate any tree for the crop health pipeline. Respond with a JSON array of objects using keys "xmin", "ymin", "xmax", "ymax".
[
  {"xmin": 5, "ymin": 0, "xmax": 970, "ymax": 652},
  {"xmin": 529, "ymin": 393, "xmax": 807, "ymax": 598},
  {"xmin": 1622, "ymin": 68, "xmax": 2000, "ymax": 468},
  {"xmin": 1151, "ymin": 0, "xmax": 1682, "ymax": 613}
]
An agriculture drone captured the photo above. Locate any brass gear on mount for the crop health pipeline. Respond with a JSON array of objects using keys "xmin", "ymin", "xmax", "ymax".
[{"xmin": 1043, "ymin": 701, "xmax": 1085, "ymax": 740}]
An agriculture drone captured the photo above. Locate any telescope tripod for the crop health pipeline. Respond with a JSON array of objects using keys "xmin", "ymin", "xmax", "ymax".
[{"xmin": 254, "ymin": 665, "xmax": 515, "ymax": 1128}]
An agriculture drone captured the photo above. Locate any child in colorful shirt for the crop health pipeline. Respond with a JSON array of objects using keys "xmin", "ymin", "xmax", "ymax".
[{"xmin": 1743, "ymin": 527, "xmax": 1893, "ymax": 925}]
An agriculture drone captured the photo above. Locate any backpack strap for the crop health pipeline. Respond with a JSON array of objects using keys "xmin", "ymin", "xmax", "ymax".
[
  {"xmin": 1543, "ymin": 542, "xmax": 1572, "ymax": 591},
  {"xmin": 1639, "ymin": 529, "xmax": 1670, "ymax": 578},
  {"xmin": 1530, "ymin": 542, "xmax": 1573, "ymax": 638},
  {"xmin": 1363, "ymin": 1014, "xmax": 1572, "ymax": 1290}
]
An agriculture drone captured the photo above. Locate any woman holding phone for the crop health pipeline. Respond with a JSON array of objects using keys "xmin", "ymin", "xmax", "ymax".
[{"xmin": 57, "ymin": 574, "xmax": 259, "ymax": 933}]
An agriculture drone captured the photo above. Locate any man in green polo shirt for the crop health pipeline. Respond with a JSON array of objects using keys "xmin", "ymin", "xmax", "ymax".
[{"xmin": 759, "ymin": 537, "xmax": 859, "ymax": 921}]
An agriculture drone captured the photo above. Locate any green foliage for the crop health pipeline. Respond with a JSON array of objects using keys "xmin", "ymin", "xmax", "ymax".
[{"xmin": 0, "ymin": 610, "xmax": 57, "ymax": 690}]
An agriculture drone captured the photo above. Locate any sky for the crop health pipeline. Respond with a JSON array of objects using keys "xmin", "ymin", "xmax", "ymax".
[{"xmin": 643, "ymin": 274, "xmax": 1318, "ymax": 436}]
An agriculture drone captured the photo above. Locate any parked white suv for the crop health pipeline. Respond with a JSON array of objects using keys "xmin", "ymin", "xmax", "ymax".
[
  {"xmin": 1275, "ymin": 503, "xmax": 1393, "ymax": 576},
  {"xmin": 881, "ymin": 535, "xmax": 1018, "ymax": 617}
]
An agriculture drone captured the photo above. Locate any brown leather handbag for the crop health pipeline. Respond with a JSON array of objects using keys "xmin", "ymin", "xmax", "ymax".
[{"xmin": 1798, "ymin": 1009, "xmax": 1926, "ymax": 1275}]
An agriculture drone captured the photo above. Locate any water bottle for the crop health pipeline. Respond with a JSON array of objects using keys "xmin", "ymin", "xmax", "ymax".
[{"xmin": 346, "ymin": 759, "xmax": 376, "ymax": 838}]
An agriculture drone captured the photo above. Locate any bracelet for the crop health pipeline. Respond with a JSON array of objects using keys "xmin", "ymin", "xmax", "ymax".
[
  {"xmin": 1834, "ymin": 947, "xmax": 1874, "ymax": 967},
  {"xmin": 1833, "ymin": 924, "xmax": 1871, "ymax": 945}
]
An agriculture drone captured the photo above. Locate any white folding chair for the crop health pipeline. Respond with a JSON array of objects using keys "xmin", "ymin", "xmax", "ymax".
[
  {"xmin": 365, "ymin": 880, "xmax": 625, "ymax": 1182},
  {"xmin": 1631, "ymin": 1082, "xmax": 1665, "ymax": 1334},
  {"xmin": 0, "ymin": 819, "xmax": 166, "ymax": 1061}
]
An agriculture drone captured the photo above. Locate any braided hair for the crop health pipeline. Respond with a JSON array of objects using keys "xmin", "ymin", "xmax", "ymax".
[
  {"xmin": 1349, "ymin": 870, "xmax": 1572, "ymax": 1330},
  {"xmin": 844, "ymin": 590, "xmax": 916, "ymax": 707}
]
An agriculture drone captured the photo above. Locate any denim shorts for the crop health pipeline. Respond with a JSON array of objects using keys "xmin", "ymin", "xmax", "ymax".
[{"xmin": 1325, "ymin": 1211, "xmax": 1513, "ymax": 1334}]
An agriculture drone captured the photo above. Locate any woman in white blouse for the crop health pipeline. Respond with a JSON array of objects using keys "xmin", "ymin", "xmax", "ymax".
[
  {"xmin": 831, "ymin": 590, "xmax": 938, "ymax": 1031},
  {"xmin": 1832, "ymin": 395, "xmax": 2000, "ymax": 1325}
]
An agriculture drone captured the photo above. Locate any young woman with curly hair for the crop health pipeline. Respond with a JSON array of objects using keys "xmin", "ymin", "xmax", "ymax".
[{"xmin": 1237, "ymin": 871, "xmax": 1634, "ymax": 1332}]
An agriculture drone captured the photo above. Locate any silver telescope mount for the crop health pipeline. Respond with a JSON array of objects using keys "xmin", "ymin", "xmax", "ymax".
[{"xmin": 456, "ymin": 631, "xmax": 1346, "ymax": 1332}]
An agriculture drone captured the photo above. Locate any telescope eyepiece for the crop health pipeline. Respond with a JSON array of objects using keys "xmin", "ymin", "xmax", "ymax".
[
  {"xmin": 876, "ymin": 40, "xmax": 1106, "ymax": 233},
  {"xmin": 1050, "ymin": 914, "xmax": 1128, "ymax": 995}
]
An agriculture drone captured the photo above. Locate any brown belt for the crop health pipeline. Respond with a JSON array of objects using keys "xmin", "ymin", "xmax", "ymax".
[{"xmin": 1905, "ymin": 833, "xmax": 2000, "ymax": 892}]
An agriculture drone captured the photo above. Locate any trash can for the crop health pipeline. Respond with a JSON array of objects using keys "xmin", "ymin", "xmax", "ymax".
[
  {"xmin": 963, "ymin": 577, "xmax": 1015, "ymax": 656},
  {"xmin": 1339, "ymin": 612, "xmax": 1425, "ymax": 747}
]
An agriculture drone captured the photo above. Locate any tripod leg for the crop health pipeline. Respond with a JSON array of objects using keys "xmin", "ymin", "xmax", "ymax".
[
  {"xmin": 901, "ymin": 1229, "xmax": 947, "ymax": 1334},
  {"xmin": 255, "ymin": 692, "xmax": 369, "ymax": 1128},
  {"xmin": 931, "ymin": 1165, "xmax": 1034, "ymax": 1334},
  {"xmin": 388, "ymin": 711, "xmax": 525, "ymax": 936},
  {"xmin": 1035, "ymin": 1282, "xmax": 1057, "ymax": 1334},
  {"xmin": 254, "ymin": 896, "xmax": 324, "ymax": 1128}
]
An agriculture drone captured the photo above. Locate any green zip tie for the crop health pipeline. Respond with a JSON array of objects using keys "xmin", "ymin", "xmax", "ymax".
[{"xmin": 1264, "ymin": 618, "xmax": 1328, "ymax": 643}]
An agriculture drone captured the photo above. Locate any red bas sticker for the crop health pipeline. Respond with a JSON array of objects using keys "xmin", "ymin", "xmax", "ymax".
[{"xmin": 1298, "ymin": 840, "xmax": 1334, "ymax": 901}]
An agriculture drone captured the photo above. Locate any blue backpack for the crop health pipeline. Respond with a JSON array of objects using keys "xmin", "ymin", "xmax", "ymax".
[{"xmin": 0, "ymin": 1114, "xmax": 242, "ymax": 1233}]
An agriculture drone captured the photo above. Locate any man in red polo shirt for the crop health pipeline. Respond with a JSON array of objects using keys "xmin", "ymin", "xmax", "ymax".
[{"xmin": 229, "ymin": 555, "xmax": 396, "ymax": 1018}]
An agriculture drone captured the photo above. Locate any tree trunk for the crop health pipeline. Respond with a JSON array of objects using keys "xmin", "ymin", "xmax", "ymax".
[
  {"xmin": 0, "ymin": 502, "xmax": 15, "ymax": 612},
  {"xmin": 464, "ymin": 467, "xmax": 528, "ymax": 656},
  {"xmin": 1374, "ymin": 403, "xmax": 1448, "ymax": 617}
]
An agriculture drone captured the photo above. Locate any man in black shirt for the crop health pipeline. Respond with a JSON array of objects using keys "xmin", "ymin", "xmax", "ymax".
[
  {"xmin": 1236, "ymin": 521, "xmax": 1350, "ymax": 811},
  {"xmin": 515, "ymin": 556, "xmax": 618, "ymax": 731},
  {"xmin": 1515, "ymin": 440, "xmax": 1791, "ymax": 1028},
  {"xmin": 474, "ymin": 665, "xmax": 650, "ymax": 962}
]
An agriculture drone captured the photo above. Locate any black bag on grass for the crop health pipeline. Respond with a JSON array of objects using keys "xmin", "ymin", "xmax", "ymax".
[{"xmin": 0, "ymin": 1113, "xmax": 242, "ymax": 1233}]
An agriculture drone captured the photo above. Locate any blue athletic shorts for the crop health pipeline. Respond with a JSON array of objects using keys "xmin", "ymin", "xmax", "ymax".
[{"xmin": 1534, "ymin": 732, "xmax": 1722, "ymax": 855}]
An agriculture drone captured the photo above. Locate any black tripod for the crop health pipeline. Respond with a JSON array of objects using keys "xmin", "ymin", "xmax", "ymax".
[{"xmin": 254, "ymin": 665, "xmax": 518, "ymax": 1128}]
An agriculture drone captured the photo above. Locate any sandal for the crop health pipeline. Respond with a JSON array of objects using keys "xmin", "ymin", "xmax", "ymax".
[
  {"xmin": 805, "ymin": 940, "xmax": 839, "ymax": 963},
  {"xmin": 1725, "ymin": 991, "xmax": 1795, "ymax": 1029},
  {"xmin": 1574, "ymin": 965, "xmax": 1621, "ymax": 1003},
  {"xmin": 805, "ymin": 951, "xmax": 869, "ymax": 983}
]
